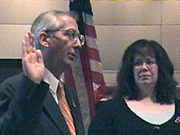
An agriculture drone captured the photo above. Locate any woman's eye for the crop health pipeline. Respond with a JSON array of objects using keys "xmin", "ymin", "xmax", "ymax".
[
  {"xmin": 147, "ymin": 60, "xmax": 155, "ymax": 65},
  {"xmin": 134, "ymin": 61, "xmax": 142, "ymax": 66}
]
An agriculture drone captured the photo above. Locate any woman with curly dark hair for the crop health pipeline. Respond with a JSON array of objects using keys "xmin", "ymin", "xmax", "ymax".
[{"xmin": 88, "ymin": 39, "xmax": 180, "ymax": 135}]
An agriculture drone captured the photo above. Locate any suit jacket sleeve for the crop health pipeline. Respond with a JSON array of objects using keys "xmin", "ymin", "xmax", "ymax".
[{"xmin": 0, "ymin": 74, "xmax": 49, "ymax": 135}]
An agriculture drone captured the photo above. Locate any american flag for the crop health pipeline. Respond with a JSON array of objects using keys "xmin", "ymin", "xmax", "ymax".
[{"xmin": 64, "ymin": 0, "xmax": 107, "ymax": 134}]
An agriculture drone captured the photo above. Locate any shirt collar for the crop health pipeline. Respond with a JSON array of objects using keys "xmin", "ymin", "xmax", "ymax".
[{"xmin": 43, "ymin": 69, "xmax": 59, "ymax": 95}]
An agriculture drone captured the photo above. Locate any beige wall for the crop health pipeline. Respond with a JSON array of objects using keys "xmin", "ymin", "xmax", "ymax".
[{"xmin": 0, "ymin": 0, "xmax": 180, "ymax": 83}]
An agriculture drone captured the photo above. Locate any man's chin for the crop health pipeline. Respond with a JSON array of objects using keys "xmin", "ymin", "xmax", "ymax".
[{"xmin": 64, "ymin": 60, "xmax": 74, "ymax": 67}]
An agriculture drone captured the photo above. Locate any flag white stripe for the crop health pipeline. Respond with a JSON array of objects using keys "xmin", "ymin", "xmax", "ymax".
[
  {"xmin": 82, "ymin": 13, "xmax": 94, "ymax": 26},
  {"xmin": 85, "ymin": 36, "xmax": 98, "ymax": 50},
  {"xmin": 89, "ymin": 59, "xmax": 103, "ymax": 74}
]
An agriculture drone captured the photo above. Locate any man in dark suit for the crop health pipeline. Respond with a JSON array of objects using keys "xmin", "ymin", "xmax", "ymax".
[{"xmin": 0, "ymin": 10, "xmax": 85, "ymax": 135}]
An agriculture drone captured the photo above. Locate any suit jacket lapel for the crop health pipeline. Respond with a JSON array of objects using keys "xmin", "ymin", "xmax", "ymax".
[{"xmin": 43, "ymin": 90, "xmax": 71, "ymax": 135}]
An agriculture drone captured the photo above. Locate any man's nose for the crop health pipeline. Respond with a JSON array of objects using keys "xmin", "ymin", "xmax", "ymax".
[{"xmin": 73, "ymin": 38, "xmax": 82, "ymax": 48}]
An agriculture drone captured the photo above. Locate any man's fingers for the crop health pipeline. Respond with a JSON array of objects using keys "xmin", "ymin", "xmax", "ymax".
[
  {"xmin": 28, "ymin": 32, "xmax": 35, "ymax": 49},
  {"xmin": 24, "ymin": 33, "xmax": 34, "ymax": 54},
  {"xmin": 22, "ymin": 39, "xmax": 27, "ymax": 57},
  {"xmin": 36, "ymin": 50, "xmax": 44, "ymax": 64}
]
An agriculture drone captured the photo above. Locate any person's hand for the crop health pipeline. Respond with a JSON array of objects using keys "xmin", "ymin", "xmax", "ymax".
[{"xmin": 22, "ymin": 32, "xmax": 45, "ymax": 84}]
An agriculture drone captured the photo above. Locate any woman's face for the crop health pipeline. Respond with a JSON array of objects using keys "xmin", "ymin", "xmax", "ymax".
[{"xmin": 133, "ymin": 55, "xmax": 158, "ymax": 89}]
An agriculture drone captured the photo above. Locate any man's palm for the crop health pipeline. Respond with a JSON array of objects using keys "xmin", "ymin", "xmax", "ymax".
[{"xmin": 22, "ymin": 32, "xmax": 45, "ymax": 84}]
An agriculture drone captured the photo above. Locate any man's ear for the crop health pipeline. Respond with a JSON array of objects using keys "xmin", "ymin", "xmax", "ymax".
[{"xmin": 39, "ymin": 32, "xmax": 50, "ymax": 48}]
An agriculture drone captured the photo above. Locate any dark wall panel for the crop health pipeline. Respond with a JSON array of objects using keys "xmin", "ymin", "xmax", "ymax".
[{"xmin": 0, "ymin": 59, "xmax": 22, "ymax": 83}]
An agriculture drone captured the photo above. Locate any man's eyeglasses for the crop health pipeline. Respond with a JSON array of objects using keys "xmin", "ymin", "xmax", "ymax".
[
  {"xmin": 46, "ymin": 29, "xmax": 85, "ymax": 46},
  {"xmin": 133, "ymin": 59, "xmax": 156, "ymax": 69}
]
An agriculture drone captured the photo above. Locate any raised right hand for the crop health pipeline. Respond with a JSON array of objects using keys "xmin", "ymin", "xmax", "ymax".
[{"xmin": 22, "ymin": 32, "xmax": 45, "ymax": 84}]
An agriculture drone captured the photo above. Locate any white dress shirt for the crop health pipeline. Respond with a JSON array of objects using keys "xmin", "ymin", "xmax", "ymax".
[{"xmin": 43, "ymin": 69, "xmax": 62, "ymax": 104}]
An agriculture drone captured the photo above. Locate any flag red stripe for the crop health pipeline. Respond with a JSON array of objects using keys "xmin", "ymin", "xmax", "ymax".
[
  {"xmin": 90, "ymin": 71, "xmax": 105, "ymax": 84},
  {"xmin": 84, "ymin": 24, "xmax": 97, "ymax": 38},
  {"xmin": 94, "ymin": 85, "xmax": 107, "ymax": 103},
  {"xmin": 64, "ymin": 66, "xmax": 76, "ymax": 91},
  {"xmin": 87, "ymin": 47, "xmax": 101, "ymax": 62}
]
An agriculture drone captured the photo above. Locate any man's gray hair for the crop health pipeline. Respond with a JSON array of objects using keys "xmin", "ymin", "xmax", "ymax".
[{"xmin": 30, "ymin": 10, "xmax": 78, "ymax": 49}]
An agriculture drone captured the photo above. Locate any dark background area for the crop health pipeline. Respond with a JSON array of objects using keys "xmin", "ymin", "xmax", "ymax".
[{"xmin": 0, "ymin": 59, "xmax": 22, "ymax": 84}]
